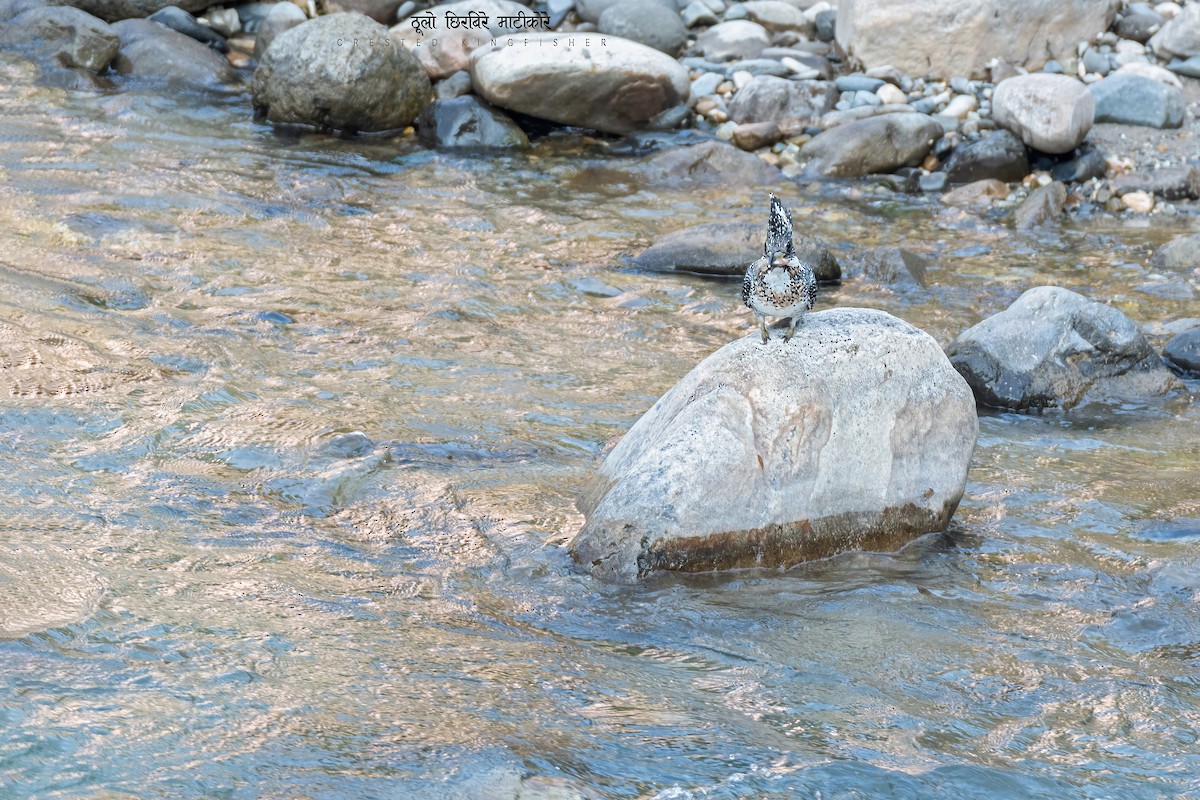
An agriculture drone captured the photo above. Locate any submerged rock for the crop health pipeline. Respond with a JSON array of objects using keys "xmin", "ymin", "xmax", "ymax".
[
  {"xmin": 571, "ymin": 308, "xmax": 978, "ymax": 583},
  {"xmin": 841, "ymin": 246, "xmax": 928, "ymax": 288},
  {"xmin": 3, "ymin": 5, "xmax": 118, "ymax": 71},
  {"xmin": 1151, "ymin": 233, "xmax": 1200, "ymax": 271},
  {"xmin": 111, "ymin": 18, "xmax": 233, "ymax": 86},
  {"xmin": 800, "ymin": 112, "xmax": 942, "ymax": 177},
  {"xmin": 947, "ymin": 285, "xmax": 1181, "ymax": 412},
  {"xmin": 634, "ymin": 222, "xmax": 841, "ymax": 282}
]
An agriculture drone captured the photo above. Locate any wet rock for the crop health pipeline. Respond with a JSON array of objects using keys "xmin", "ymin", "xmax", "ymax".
[
  {"xmin": 1151, "ymin": 233, "xmax": 1200, "ymax": 271},
  {"xmin": 1117, "ymin": 5, "xmax": 1165, "ymax": 42},
  {"xmin": 992, "ymin": 73, "xmax": 1093, "ymax": 154},
  {"xmin": 727, "ymin": 75, "xmax": 836, "ymax": 125},
  {"xmin": 742, "ymin": 0, "xmax": 810, "ymax": 33},
  {"xmin": 1050, "ymin": 148, "xmax": 1107, "ymax": 183},
  {"xmin": 1147, "ymin": 1, "xmax": 1200, "ymax": 58},
  {"xmin": 1090, "ymin": 73, "xmax": 1184, "ymax": 128},
  {"xmin": 252, "ymin": 1, "xmax": 304, "ymax": 60},
  {"xmin": 51, "ymin": 0, "xmax": 211, "ymax": 22},
  {"xmin": 111, "ymin": 18, "xmax": 234, "ymax": 86},
  {"xmin": 633, "ymin": 221, "xmax": 841, "ymax": 282},
  {"xmin": 1168, "ymin": 55, "xmax": 1200, "ymax": 78},
  {"xmin": 598, "ymin": 0, "xmax": 686, "ymax": 55},
  {"xmin": 324, "ymin": 0, "xmax": 403, "ymax": 25},
  {"xmin": 570, "ymin": 308, "xmax": 977, "ymax": 583},
  {"xmin": 147, "ymin": 6, "xmax": 225, "ymax": 51},
  {"xmin": 943, "ymin": 129, "xmax": 1029, "ymax": 184},
  {"xmin": 391, "ymin": 0, "xmax": 528, "ymax": 81},
  {"xmin": 696, "ymin": 19, "xmax": 769, "ymax": 61},
  {"xmin": 641, "ymin": 140, "xmax": 782, "ymax": 184},
  {"xmin": 1012, "ymin": 180, "xmax": 1066, "ymax": 228},
  {"xmin": 3, "ymin": 5, "xmax": 118, "ymax": 71},
  {"xmin": 918, "ymin": 172, "xmax": 947, "ymax": 192},
  {"xmin": 948, "ymin": 285, "xmax": 1181, "ymax": 412},
  {"xmin": 416, "ymin": 95, "xmax": 528, "ymax": 150},
  {"xmin": 941, "ymin": 178, "xmax": 1010, "ymax": 206},
  {"xmin": 800, "ymin": 112, "xmax": 942, "ymax": 177},
  {"xmin": 1163, "ymin": 327, "xmax": 1200, "ymax": 375},
  {"xmin": 835, "ymin": 0, "xmax": 1119, "ymax": 79},
  {"xmin": 252, "ymin": 14, "xmax": 431, "ymax": 132},
  {"xmin": 1110, "ymin": 167, "xmax": 1200, "ymax": 200},
  {"xmin": 470, "ymin": 33, "xmax": 689, "ymax": 135},
  {"xmin": 842, "ymin": 245, "xmax": 927, "ymax": 288},
  {"xmin": 204, "ymin": 6, "xmax": 239, "ymax": 36}
]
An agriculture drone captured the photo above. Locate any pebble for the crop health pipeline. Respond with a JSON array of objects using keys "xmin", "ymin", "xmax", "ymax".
[
  {"xmin": 876, "ymin": 83, "xmax": 906, "ymax": 104},
  {"xmin": 942, "ymin": 93, "xmax": 977, "ymax": 119},
  {"xmin": 1155, "ymin": 1, "xmax": 1181, "ymax": 19},
  {"xmin": 1122, "ymin": 190, "xmax": 1155, "ymax": 213},
  {"xmin": 690, "ymin": 71, "xmax": 724, "ymax": 100},
  {"xmin": 780, "ymin": 57, "xmax": 820, "ymax": 79},
  {"xmin": 834, "ymin": 74, "xmax": 885, "ymax": 93},
  {"xmin": 1083, "ymin": 48, "xmax": 1111, "ymax": 75},
  {"xmin": 682, "ymin": 0, "xmax": 717, "ymax": 27},
  {"xmin": 731, "ymin": 69, "xmax": 753, "ymax": 89}
]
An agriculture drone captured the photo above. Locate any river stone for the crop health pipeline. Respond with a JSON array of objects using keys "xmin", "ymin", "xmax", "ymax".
[
  {"xmin": 1110, "ymin": 167, "xmax": 1200, "ymax": 200},
  {"xmin": 5, "ymin": 5, "xmax": 118, "ymax": 71},
  {"xmin": 943, "ymin": 129, "xmax": 1029, "ymax": 184},
  {"xmin": 252, "ymin": 1, "xmax": 305, "ymax": 60},
  {"xmin": 1012, "ymin": 180, "xmax": 1066, "ymax": 228},
  {"xmin": 470, "ymin": 33, "xmax": 690, "ymax": 135},
  {"xmin": 576, "ymin": 0, "xmax": 671, "ymax": 23},
  {"xmin": 1163, "ymin": 327, "xmax": 1200, "ymax": 375},
  {"xmin": 1147, "ymin": 1, "xmax": 1200, "ymax": 58},
  {"xmin": 570, "ymin": 308, "xmax": 978, "ymax": 583},
  {"xmin": 991, "ymin": 73, "xmax": 1093, "ymax": 154},
  {"xmin": 1089, "ymin": 73, "xmax": 1184, "ymax": 128},
  {"xmin": 0, "ymin": 0, "xmax": 45, "ymax": 22},
  {"xmin": 147, "ymin": 5, "xmax": 225, "ymax": 50},
  {"xmin": 50, "ymin": 0, "xmax": 212, "ymax": 22},
  {"xmin": 1117, "ymin": 5, "xmax": 1165, "ymax": 42},
  {"xmin": 1115, "ymin": 61, "xmax": 1182, "ymax": 88},
  {"xmin": 598, "ymin": 0, "xmax": 686, "ymax": 55},
  {"xmin": 947, "ymin": 285, "xmax": 1181, "ymax": 412},
  {"xmin": 391, "ymin": 0, "xmax": 528, "ymax": 81},
  {"xmin": 836, "ymin": 0, "xmax": 1119, "ymax": 79},
  {"xmin": 416, "ymin": 95, "xmax": 528, "ymax": 149},
  {"xmin": 111, "ymin": 18, "xmax": 233, "ymax": 86},
  {"xmin": 1168, "ymin": 56, "xmax": 1200, "ymax": 78},
  {"xmin": 633, "ymin": 222, "xmax": 841, "ymax": 283},
  {"xmin": 727, "ymin": 75, "xmax": 836, "ymax": 125},
  {"xmin": 799, "ymin": 112, "xmax": 942, "ymax": 177},
  {"xmin": 1151, "ymin": 233, "xmax": 1200, "ymax": 272},
  {"xmin": 696, "ymin": 19, "xmax": 769, "ymax": 62},
  {"xmin": 324, "ymin": 0, "xmax": 403, "ymax": 25},
  {"xmin": 1050, "ymin": 147, "xmax": 1107, "ymax": 183},
  {"xmin": 742, "ymin": 0, "xmax": 811, "ymax": 33},
  {"xmin": 941, "ymin": 178, "xmax": 1010, "ymax": 206},
  {"xmin": 253, "ymin": 14, "xmax": 431, "ymax": 133},
  {"xmin": 641, "ymin": 140, "xmax": 782, "ymax": 184},
  {"xmin": 842, "ymin": 246, "xmax": 927, "ymax": 288}
]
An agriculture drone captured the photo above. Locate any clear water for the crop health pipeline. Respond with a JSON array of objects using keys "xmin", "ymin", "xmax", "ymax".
[{"xmin": 1, "ymin": 53, "xmax": 1199, "ymax": 799}]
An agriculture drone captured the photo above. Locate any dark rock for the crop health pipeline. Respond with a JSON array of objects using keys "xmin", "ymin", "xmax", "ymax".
[
  {"xmin": 607, "ymin": 128, "xmax": 716, "ymax": 156},
  {"xmin": 3, "ymin": 5, "xmax": 118, "ymax": 71},
  {"xmin": 1116, "ymin": 7, "xmax": 1164, "ymax": 43},
  {"xmin": 598, "ymin": 0, "xmax": 687, "ymax": 55},
  {"xmin": 111, "ymin": 18, "xmax": 233, "ymax": 86},
  {"xmin": 147, "ymin": 6, "xmax": 225, "ymax": 51},
  {"xmin": 1050, "ymin": 147, "xmax": 1107, "ymax": 183},
  {"xmin": 814, "ymin": 8, "xmax": 835, "ymax": 42},
  {"xmin": 842, "ymin": 245, "xmax": 927, "ymax": 288},
  {"xmin": 1163, "ymin": 327, "xmax": 1200, "ymax": 375},
  {"xmin": 642, "ymin": 140, "xmax": 782, "ymax": 185},
  {"xmin": 417, "ymin": 96, "xmax": 528, "ymax": 150},
  {"xmin": 1151, "ymin": 233, "xmax": 1200, "ymax": 272},
  {"xmin": 1110, "ymin": 167, "xmax": 1200, "ymax": 200},
  {"xmin": 943, "ymin": 129, "xmax": 1029, "ymax": 184},
  {"xmin": 1012, "ymin": 181, "xmax": 1066, "ymax": 228},
  {"xmin": 1090, "ymin": 73, "xmax": 1184, "ymax": 128},
  {"xmin": 727, "ymin": 75, "xmax": 836, "ymax": 125},
  {"xmin": 634, "ymin": 221, "xmax": 841, "ymax": 282},
  {"xmin": 947, "ymin": 285, "xmax": 1181, "ymax": 412},
  {"xmin": 1082, "ymin": 48, "xmax": 1111, "ymax": 75},
  {"xmin": 800, "ymin": 112, "xmax": 942, "ymax": 178}
]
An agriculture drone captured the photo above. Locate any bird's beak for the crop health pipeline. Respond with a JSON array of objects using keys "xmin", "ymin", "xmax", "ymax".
[{"xmin": 771, "ymin": 254, "xmax": 788, "ymax": 268}]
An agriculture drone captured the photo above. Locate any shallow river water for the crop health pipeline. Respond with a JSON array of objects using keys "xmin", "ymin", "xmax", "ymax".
[{"xmin": 1, "ymin": 56, "xmax": 1199, "ymax": 799}]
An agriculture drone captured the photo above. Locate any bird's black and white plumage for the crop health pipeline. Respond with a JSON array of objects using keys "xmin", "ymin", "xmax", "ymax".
[{"xmin": 741, "ymin": 194, "xmax": 818, "ymax": 343}]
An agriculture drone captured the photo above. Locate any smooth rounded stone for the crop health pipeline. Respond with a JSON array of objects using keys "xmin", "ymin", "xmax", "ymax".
[
  {"xmin": 947, "ymin": 285, "xmax": 1181, "ymax": 412},
  {"xmin": 1012, "ymin": 180, "xmax": 1065, "ymax": 228},
  {"xmin": 1082, "ymin": 48, "xmax": 1112, "ymax": 75},
  {"xmin": 416, "ymin": 95, "xmax": 527, "ymax": 149},
  {"xmin": 849, "ymin": 89, "xmax": 882, "ymax": 108},
  {"xmin": 252, "ymin": 1, "xmax": 305, "ymax": 60},
  {"xmin": 689, "ymin": 70, "xmax": 723, "ymax": 101},
  {"xmin": 392, "ymin": 0, "xmax": 529, "ymax": 80},
  {"xmin": 570, "ymin": 308, "xmax": 977, "ymax": 583},
  {"xmin": 836, "ymin": 0, "xmax": 1119, "ymax": 79},
  {"xmin": 598, "ymin": 0, "xmax": 686, "ymax": 55},
  {"xmin": 876, "ymin": 83, "xmax": 906, "ymax": 104},
  {"xmin": 1121, "ymin": 190, "xmax": 1155, "ymax": 213},
  {"xmin": 634, "ymin": 221, "xmax": 841, "ymax": 281},
  {"xmin": 834, "ymin": 73, "xmax": 883, "ymax": 93},
  {"xmin": 110, "ymin": 18, "xmax": 233, "ymax": 86},
  {"xmin": 943, "ymin": 129, "xmax": 1029, "ymax": 184},
  {"xmin": 682, "ymin": 0, "xmax": 717, "ymax": 27},
  {"xmin": 991, "ymin": 73, "xmax": 1093, "ymax": 154},
  {"xmin": 204, "ymin": 6, "xmax": 239, "ymax": 36},
  {"xmin": 253, "ymin": 14, "xmax": 431, "ymax": 132},
  {"xmin": 725, "ymin": 58, "xmax": 791, "ymax": 78},
  {"xmin": 730, "ymin": 120, "xmax": 780, "ymax": 150},
  {"xmin": 435, "ymin": 68, "xmax": 473, "ymax": 100},
  {"xmin": 941, "ymin": 177, "xmax": 1010, "ymax": 205},
  {"xmin": 323, "ymin": 0, "xmax": 403, "ymax": 25},
  {"xmin": 814, "ymin": 7, "xmax": 835, "ymax": 40},
  {"xmin": 942, "ymin": 93, "xmax": 977, "ymax": 119},
  {"xmin": 800, "ymin": 112, "xmax": 941, "ymax": 177},
  {"xmin": 147, "ymin": 6, "xmax": 226, "ymax": 50},
  {"xmin": 640, "ymin": 140, "xmax": 782, "ymax": 184},
  {"xmin": 727, "ymin": 75, "xmax": 836, "ymax": 125},
  {"xmin": 696, "ymin": 19, "xmax": 769, "ymax": 61},
  {"xmin": 1156, "ymin": 1, "xmax": 1181, "ymax": 20},
  {"xmin": 575, "ymin": 0, "xmax": 671, "ymax": 23},
  {"xmin": 1163, "ymin": 327, "xmax": 1200, "ymax": 375},
  {"xmin": 1167, "ymin": 55, "xmax": 1200, "ymax": 77},
  {"xmin": 1151, "ymin": 233, "xmax": 1200, "ymax": 272},
  {"xmin": 1114, "ymin": 61, "xmax": 1182, "ymax": 88},
  {"xmin": 1117, "ymin": 7, "xmax": 1165, "ymax": 42},
  {"xmin": 1089, "ymin": 73, "xmax": 1184, "ymax": 128},
  {"xmin": 1111, "ymin": 167, "xmax": 1200, "ymax": 200},
  {"xmin": 1147, "ymin": 1, "xmax": 1200, "ymax": 58},
  {"xmin": 918, "ymin": 171, "xmax": 947, "ymax": 192},
  {"xmin": 4, "ymin": 5, "xmax": 118, "ymax": 71},
  {"xmin": 471, "ymin": 34, "xmax": 689, "ymax": 135},
  {"xmin": 741, "ymin": 0, "xmax": 811, "ymax": 32},
  {"xmin": 1049, "ymin": 147, "xmax": 1107, "ymax": 183}
]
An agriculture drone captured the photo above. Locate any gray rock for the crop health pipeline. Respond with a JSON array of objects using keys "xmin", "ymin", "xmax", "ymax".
[
  {"xmin": 147, "ymin": 6, "xmax": 225, "ymax": 50},
  {"xmin": 992, "ymin": 73, "xmax": 1093, "ymax": 154},
  {"xmin": 1147, "ymin": 1, "xmax": 1200, "ymax": 58},
  {"xmin": 546, "ymin": 0, "xmax": 572, "ymax": 27},
  {"xmin": 944, "ymin": 129, "xmax": 1029, "ymax": 184},
  {"xmin": 1110, "ymin": 167, "xmax": 1200, "ymax": 200},
  {"xmin": 416, "ymin": 95, "xmax": 528, "ymax": 149},
  {"xmin": 49, "ymin": 0, "xmax": 213, "ymax": 22},
  {"xmin": 800, "ymin": 112, "xmax": 942, "ymax": 177},
  {"xmin": 727, "ymin": 75, "xmax": 836, "ymax": 125},
  {"xmin": 391, "ymin": 0, "xmax": 530, "ymax": 81},
  {"xmin": 252, "ymin": 1, "xmax": 304, "ymax": 60},
  {"xmin": 1040, "ymin": 59, "xmax": 1063, "ymax": 74},
  {"xmin": 1151, "ymin": 233, "xmax": 1200, "ymax": 272},
  {"xmin": 252, "ymin": 14, "xmax": 431, "ymax": 132},
  {"xmin": 323, "ymin": 0, "xmax": 403, "ymax": 25},
  {"xmin": 947, "ymin": 285, "xmax": 1181, "ymax": 411},
  {"xmin": 235, "ymin": 1, "xmax": 275, "ymax": 32},
  {"xmin": 725, "ymin": 58, "xmax": 791, "ymax": 78},
  {"xmin": 814, "ymin": 8, "xmax": 835, "ymax": 41},
  {"xmin": 598, "ymin": 0, "xmax": 686, "ymax": 55},
  {"xmin": 696, "ymin": 19, "xmax": 769, "ymax": 61},
  {"xmin": 4, "ymin": 5, "xmax": 118, "ymax": 71},
  {"xmin": 640, "ymin": 140, "xmax": 782, "ymax": 184},
  {"xmin": 689, "ymin": 70, "xmax": 723, "ymax": 100},
  {"xmin": 681, "ymin": 0, "xmax": 716, "ymax": 27},
  {"xmin": 1167, "ymin": 56, "xmax": 1200, "ymax": 78},
  {"xmin": 742, "ymin": 0, "xmax": 810, "ymax": 32},
  {"xmin": 205, "ymin": 6, "xmax": 238, "ymax": 36},
  {"xmin": 1163, "ymin": 327, "xmax": 1200, "ymax": 375},
  {"xmin": 435, "ymin": 69, "xmax": 473, "ymax": 100},
  {"xmin": 1116, "ymin": 7, "xmax": 1165, "ymax": 42},
  {"xmin": 1090, "ymin": 73, "xmax": 1184, "ymax": 128},
  {"xmin": 633, "ymin": 221, "xmax": 841, "ymax": 282},
  {"xmin": 470, "ymin": 33, "xmax": 690, "ymax": 135},
  {"xmin": 1012, "ymin": 180, "xmax": 1066, "ymax": 228},
  {"xmin": 1082, "ymin": 48, "xmax": 1111, "ymax": 75},
  {"xmin": 835, "ymin": 0, "xmax": 1120, "ymax": 79},
  {"xmin": 1050, "ymin": 147, "xmax": 1107, "ymax": 183},
  {"xmin": 576, "ymin": 0, "xmax": 671, "ymax": 23},
  {"xmin": 834, "ymin": 73, "xmax": 883, "ymax": 92},
  {"xmin": 842, "ymin": 245, "xmax": 927, "ymax": 288},
  {"xmin": 111, "ymin": 18, "xmax": 233, "ymax": 86},
  {"xmin": 0, "ymin": 0, "xmax": 45, "ymax": 22},
  {"xmin": 570, "ymin": 308, "xmax": 978, "ymax": 583},
  {"xmin": 919, "ymin": 171, "xmax": 948, "ymax": 192}
]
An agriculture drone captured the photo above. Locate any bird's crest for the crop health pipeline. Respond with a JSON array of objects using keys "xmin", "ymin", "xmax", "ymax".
[{"xmin": 764, "ymin": 193, "xmax": 795, "ymax": 259}]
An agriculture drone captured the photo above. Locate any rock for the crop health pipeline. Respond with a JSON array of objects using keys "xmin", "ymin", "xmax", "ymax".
[
  {"xmin": 1121, "ymin": 190, "xmax": 1155, "ymax": 213},
  {"xmin": 943, "ymin": 129, "xmax": 1029, "ymax": 184},
  {"xmin": 576, "ymin": 0, "xmax": 670, "ymax": 23},
  {"xmin": 1151, "ymin": 233, "xmax": 1200, "ymax": 271},
  {"xmin": 817, "ymin": 103, "xmax": 916, "ymax": 129},
  {"xmin": 110, "ymin": 18, "xmax": 233, "ymax": 86},
  {"xmin": 834, "ymin": 73, "xmax": 884, "ymax": 93},
  {"xmin": 1116, "ymin": 6, "xmax": 1165, "ymax": 42},
  {"xmin": 947, "ymin": 285, "xmax": 1181, "ymax": 412},
  {"xmin": 814, "ymin": 7, "xmax": 835, "ymax": 41},
  {"xmin": 696, "ymin": 19, "xmax": 769, "ymax": 61},
  {"xmin": 1090, "ymin": 73, "xmax": 1184, "ymax": 128},
  {"xmin": 50, "ymin": 0, "xmax": 213, "ymax": 22},
  {"xmin": 147, "ymin": 6, "xmax": 225, "ymax": 51},
  {"xmin": 640, "ymin": 140, "xmax": 782, "ymax": 184},
  {"xmin": 726, "ymin": 58, "xmax": 791, "ymax": 78},
  {"xmin": 598, "ymin": 0, "xmax": 686, "ymax": 55},
  {"xmin": 204, "ymin": 6, "xmax": 238, "ymax": 36},
  {"xmin": 835, "ymin": 0, "xmax": 1120, "ymax": 79},
  {"xmin": 742, "ymin": 0, "xmax": 810, "ymax": 32},
  {"xmin": 918, "ymin": 172, "xmax": 947, "ymax": 192},
  {"xmin": 3, "ymin": 5, "xmax": 118, "ymax": 71},
  {"xmin": 252, "ymin": 14, "xmax": 431, "ymax": 132},
  {"xmin": 992, "ymin": 73, "xmax": 1093, "ymax": 154},
  {"xmin": 323, "ymin": 0, "xmax": 402, "ymax": 25},
  {"xmin": 1168, "ymin": 55, "xmax": 1200, "ymax": 77},
  {"xmin": 1115, "ymin": 61, "xmax": 1183, "ymax": 87},
  {"xmin": 633, "ymin": 221, "xmax": 841, "ymax": 282},
  {"xmin": 1163, "ymin": 327, "xmax": 1200, "ymax": 375},
  {"xmin": 570, "ymin": 308, "xmax": 977, "ymax": 583},
  {"xmin": 391, "ymin": 0, "xmax": 528, "ymax": 80},
  {"xmin": 941, "ymin": 93, "xmax": 977, "ymax": 119},
  {"xmin": 682, "ymin": 0, "xmax": 717, "ymax": 27},
  {"xmin": 435, "ymin": 69, "xmax": 473, "ymax": 100},
  {"xmin": 941, "ymin": 177, "xmax": 1010, "ymax": 205},
  {"xmin": 727, "ymin": 75, "xmax": 836, "ymax": 125},
  {"xmin": 416, "ymin": 95, "xmax": 528, "ymax": 149},
  {"xmin": 1050, "ymin": 148, "xmax": 1107, "ymax": 183},
  {"xmin": 800, "ymin": 112, "xmax": 942, "ymax": 177},
  {"xmin": 731, "ymin": 120, "xmax": 780, "ymax": 150},
  {"xmin": 842, "ymin": 246, "xmax": 927, "ymax": 288},
  {"xmin": 252, "ymin": 1, "xmax": 305, "ymax": 60},
  {"xmin": 1147, "ymin": 1, "xmax": 1200, "ymax": 58},
  {"xmin": 1012, "ymin": 180, "xmax": 1066, "ymax": 228},
  {"xmin": 1110, "ymin": 167, "xmax": 1200, "ymax": 200},
  {"xmin": 1082, "ymin": 48, "xmax": 1112, "ymax": 75},
  {"xmin": 876, "ymin": 83, "xmax": 906, "ymax": 104},
  {"xmin": 0, "ymin": 0, "xmax": 45, "ymax": 22}
]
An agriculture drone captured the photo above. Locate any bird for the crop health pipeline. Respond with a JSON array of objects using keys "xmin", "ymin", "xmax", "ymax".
[{"xmin": 741, "ymin": 194, "xmax": 818, "ymax": 344}]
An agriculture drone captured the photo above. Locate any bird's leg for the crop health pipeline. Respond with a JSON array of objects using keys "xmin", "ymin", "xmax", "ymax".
[
  {"xmin": 758, "ymin": 315, "xmax": 769, "ymax": 344},
  {"xmin": 784, "ymin": 315, "xmax": 799, "ymax": 342}
]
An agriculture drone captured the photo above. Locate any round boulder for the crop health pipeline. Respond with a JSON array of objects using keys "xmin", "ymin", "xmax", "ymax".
[
  {"xmin": 799, "ymin": 112, "xmax": 943, "ymax": 177},
  {"xmin": 597, "ymin": 0, "xmax": 686, "ymax": 55},
  {"xmin": 252, "ymin": 13, "xmax": 432, "ymax": 133},
  {"xmin": 5, "ymin": 5, "xmax": 118, "ymax": 71},
  {"xmin": 727, "ymin": 74, "xmax": 837, "ymax": 125},
  {"xmin": 111, "ymin": 18, "xmax": 233, "ymax": 86},
  {"xmin": 992, "ymin": 73, "xmax": 1094, "ymax": 154},
  {"xmin": 570, "ymin": 308, "xmax": 978, "ymax": 583}
]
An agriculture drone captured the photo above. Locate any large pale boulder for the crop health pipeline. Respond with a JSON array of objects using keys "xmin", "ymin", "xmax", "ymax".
[
  {"xmin": 992, "ymin": 73, "xmax": 1094, "ymax": 154},
  {"xmin": 836, "ymin": 0, "xmax": 1120, "ymax": 79},
  {"xmin": 570, "ymin": 308, "xmax": 978, "ymax": 583},
  {"xmin": 799, "ymin": 112, "xmax": 942, "ymax": 177},
  {"xmin": 470, "ymin": 33, "xmax": 690, "ymax": 134},
  {"xmin": 391, "ymin": 0, "xmax": 528, "ymax": 81}
]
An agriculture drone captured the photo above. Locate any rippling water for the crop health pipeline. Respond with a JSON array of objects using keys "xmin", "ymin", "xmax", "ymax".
[{"xmin": 1, "ymin": 53, "xmax": 1199, "ymax": 798}]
